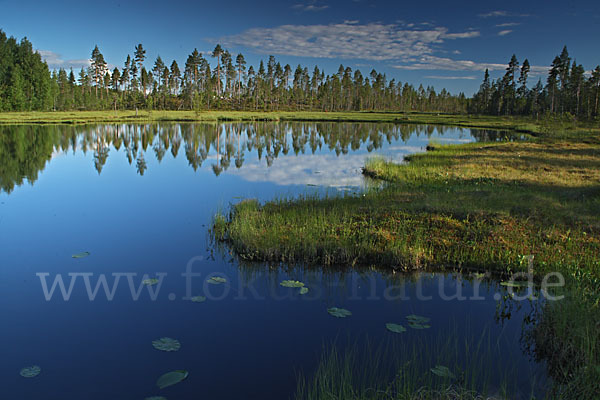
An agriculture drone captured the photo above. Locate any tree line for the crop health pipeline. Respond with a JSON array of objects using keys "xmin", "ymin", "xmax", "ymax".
[
  {"xmin": 470, "ymin": 46, "xmax": 600, "ymax": 119},
  {"xmin": 1, "ymin": 29, "xmax": 598, "ymax": 119},
  {"xmin": 0, "ymin": 31, "xmax": 53, "ymax": 111},
  {"xmin": 1, "ymin": 30, "xmax": 467, "ymax": 113}
]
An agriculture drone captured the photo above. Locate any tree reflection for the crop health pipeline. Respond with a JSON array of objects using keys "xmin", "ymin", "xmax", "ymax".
[{"xmin": 0, "ymin": 122, "xmax": 514, "ymax": 194}]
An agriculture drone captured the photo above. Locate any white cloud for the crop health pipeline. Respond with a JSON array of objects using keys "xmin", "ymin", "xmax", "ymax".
[
  {"xmin": 217, "ymin": 22, "xmax": 479, "ymax": 61},
  {"xmin": 479, "ymin": 10, "xmax": 509, "ymax": 17},
  {"xmin": 394, "ymin": 55, "xmax": 507, "ymax": 72},
  {"xmin": 443, "ymin": 31, "xmax": 480, "ymax": 39},
  {"xmin": 496, "ymin": 22, "xmax": 520, "ymax": 27},
  {"xmin": 425, "ymin": 75, "xmax": 478, "ymax": 80},
  {"xmin": 38, "ymin": 50, "xmax": 91, "ymax": 70},
  {"xmin": 393, "ymin": 55, "xmax": 549, "ymax": 75},
  {"xmin": 498, "ymin": 30, "xmax": 513, "ymax": 36},
  {"xmin": 229, "ymin": 152, "xmax": 367, "ymax": 187},
  {"xmin": 479, "ymin": 10, "xmax": 530, "ymax": 18},
  {"xmin": 292, "ymin": 2, "xmax": 329, "ymax": 12}
]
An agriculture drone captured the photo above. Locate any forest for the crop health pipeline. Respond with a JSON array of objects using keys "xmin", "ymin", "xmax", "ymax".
[{"xmin": 0, "ymin": 29, "xmax": 599, "ymax": 119}]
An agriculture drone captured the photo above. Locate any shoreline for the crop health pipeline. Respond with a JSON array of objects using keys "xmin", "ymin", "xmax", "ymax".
[
  {"xmin": 0, "ymin": 110, "xmax": 571, "ymax": 133},
  {"xmin": 211, "ymin": 128, "xmax": 600, "ymax": 396}
]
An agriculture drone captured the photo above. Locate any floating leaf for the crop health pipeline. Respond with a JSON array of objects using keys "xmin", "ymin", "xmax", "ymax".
[
  {"xmin": 299, "ymin": 287, "xmax": 309, "ymax": 295},
  {"xmin": 406, "ymin": 314, "xmax": 430, "ymax": 324},
  {"xmin": 386, "ymin": 323, "xmax": 407, "ymax": 333},
  {"xmin": 327, "ymin": 307, "xmax": 352, "ymax": 318},
  {"xmin": 190, "ymin": 296, "xmax": 206, "ymax": 303},
  {"xmin": 72, "ymin": 252, "xmax": 90, "ymax": 259},
  {"xmin": 280, "ymin": 280, "xmax": 304, "ymax": 288},
  {"xmin": 431, "ymin": 365, "xmax": 456, "ymax": 379},
  {"xmin": 207, "ymin": 277, "xmax": 226, "ymax": 284},
  {"xmin": 143, "ymin": 278, "xmax": 160, "ymax": 286},
  {"xmin": 20, "ymin": 366, "xmax": 41, "ymax": 378},
  {"xmin": 408, "ymin": 322, "xmax": 431, "ymax": 329},
  {"xmin": 156, "ymin": 370, "xmax": 188, "ymax": 389},
  {"xmin": 152, "ymin": 338, "xmax": 181, "ymax": 352}
]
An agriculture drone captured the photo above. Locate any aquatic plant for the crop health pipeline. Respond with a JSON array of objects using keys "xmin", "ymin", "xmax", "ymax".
[
  {"xmin": 385, "ymin": 323, "xmax": 407, "ymax": 334},
  {"xmin": 152, "ymin": 338, "xmax": 181, "ymax": 352},
  {"xmin": 156, "ymin": 370, "xmax": 189, "ymax": 389},
  {"xmin": 19, "ymin": 366, "xmax": 41, "ymax": 378},
  {"xmin": 327, "ymin": 307, "xmax": 352, "ymax": 318}
]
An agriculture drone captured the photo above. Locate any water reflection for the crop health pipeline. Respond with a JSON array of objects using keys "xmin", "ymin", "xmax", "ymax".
[
  {"xmin": 0, "ymin": 122, "xmax": 510, "ymax": 194},
  {"xmin": 0, "ymin": 121, "xmax": 547, "ymax": 399}
]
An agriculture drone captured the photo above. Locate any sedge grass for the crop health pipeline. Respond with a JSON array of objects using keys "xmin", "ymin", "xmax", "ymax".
[
  {"xmin": 295, "ymin": 322, "xmax": 541, "ymax": 400},
  {"xmin": 214, "ymin": 130, "xmax": 600, "ymax": 397}
]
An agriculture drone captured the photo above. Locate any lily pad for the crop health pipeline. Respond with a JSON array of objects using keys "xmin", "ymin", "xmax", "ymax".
[
  {"xmin": 281, "ymin": 280, "xmax": 304, "ymax": 288},
  {"xmin": 72, "ymin": 251, "xmax": 90, "ymax": 259},
  {"xmin": 386, "ymin": 323, "xmax": 407, "ymax": 333},
  {"xmin": 190, "ymin": 296, "xmax": 206, "ymax": 303},
  {"xmin": 406, "ymin": 314, "xmax": 430, "ymax": 324},
  {"xmin": 207, "ymin": 277, "xmax": 226, "ymax": 284},
  {"xmin": 152, "ymin": 338, "xmax": 181, "ymax": 352},
  {"xmin": 156, "ymin": 370, "xmax": 189, "ymax": 389},
  {"xmin": 299, "ymin": 287, "xmax": 309, "ymax": 295},
  {"xmin": 327, "ymin": 307, "xmax": 352, "ymax": 318},
  {"xmin": 143, "ymin": 278, "xmax": 160, "ymax": 286},
  {"xmin": 20, "ymin": 365, "xmax": 41, "ymax": 378},
  {"xmin": 408, "ymin": 322, "xmax": 431, "ymax": 329},
  {"xmin": 431, "ymin": 365, "xmax": 456, "ymax": 379}
]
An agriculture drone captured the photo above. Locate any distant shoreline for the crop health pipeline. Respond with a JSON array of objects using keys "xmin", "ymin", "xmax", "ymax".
[{"xmin": 0, "ymin": 110, "xmax": 560, "ymax": 134}]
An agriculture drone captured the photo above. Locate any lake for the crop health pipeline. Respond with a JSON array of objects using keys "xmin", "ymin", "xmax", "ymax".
[{"xmin": 0, "ymin": 122, "xmax": 546, "ymax": 399}]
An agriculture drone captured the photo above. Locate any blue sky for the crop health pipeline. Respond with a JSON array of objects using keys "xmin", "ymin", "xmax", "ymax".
[{"xmin": 1, "ymin": 0, "xmax": 598, "ymax": 94}]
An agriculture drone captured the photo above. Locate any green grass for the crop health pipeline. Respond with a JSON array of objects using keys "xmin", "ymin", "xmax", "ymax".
[
  {"xmin": 213, "ymin": 129, "xmax": 600, "ymax": 398},
  {"xmin": 296, "ymin": 324, "xmax": 537, "ymax": 400},
  {"xmin": 0, "ymin": 110, "xmax": 597, "ymax": 135},
  {"xmin": 214, "ymin": 139, "xmax": 600, "ymax": 274}
]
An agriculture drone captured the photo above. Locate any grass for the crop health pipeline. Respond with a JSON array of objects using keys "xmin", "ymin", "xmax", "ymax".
[
  {"xmin": 213, "ymin": 128, "xmax": 600, "ymax": 397},
  {"xmin": 295, "ymin": 324, "xmax": 540, "ymax": 400},
  {"xmin": 213, "ymin": 139, "xmax": 600, "ymax": 275},
  {"xmin": 0, "ymin": 110, "xmax": 598, "ymax": 135}
]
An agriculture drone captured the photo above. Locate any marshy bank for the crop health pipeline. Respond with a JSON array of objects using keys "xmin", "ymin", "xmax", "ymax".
[{"xmin": 213, "ymin": 128, "xmax": 600, "ymax": 398}]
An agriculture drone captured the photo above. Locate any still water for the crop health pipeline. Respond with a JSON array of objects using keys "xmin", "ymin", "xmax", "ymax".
[{"xmin": 0, "ymin": 122, "xmax": 545, "ymax": 399}]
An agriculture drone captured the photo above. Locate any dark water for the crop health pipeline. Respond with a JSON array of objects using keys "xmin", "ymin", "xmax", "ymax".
[{"xmin": 0, "ymin": 123, "xmax": 545, "ymax": 399}]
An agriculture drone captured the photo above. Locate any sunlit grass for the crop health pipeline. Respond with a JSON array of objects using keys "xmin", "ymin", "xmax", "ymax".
[
  {"xmin": 214, "ymin": 129, "xmax": 600, "ymax": 397},
  {"xmin": 1, "ymin": 110, "xmax": 598, "ymax": 136}
]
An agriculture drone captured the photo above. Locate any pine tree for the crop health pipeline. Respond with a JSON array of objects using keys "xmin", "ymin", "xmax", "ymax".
[
  {"xmin": 591, "ymin": 66, "xmax": 600, "ymax": 117},
  {"xmin": 212, "ymin": 44, "xmax": 223, "ymax": 97},
  {"xmin": 9, "ymin": 65, "xmax": 26, "ymax": 110},
  {"xmin": 134, "ymin": 44, "xmax": 146, "ymax": 93},
  {"xmin": 90, "ymin": 45, "xmax": 107, "ymax": 98},
  {"xmin": 235, "ymin": 53, "xmax": 246, "ymax": 100},
  {"xmin": 169, "ymin": 60, "xmax": 181, "ymax": 95}
]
